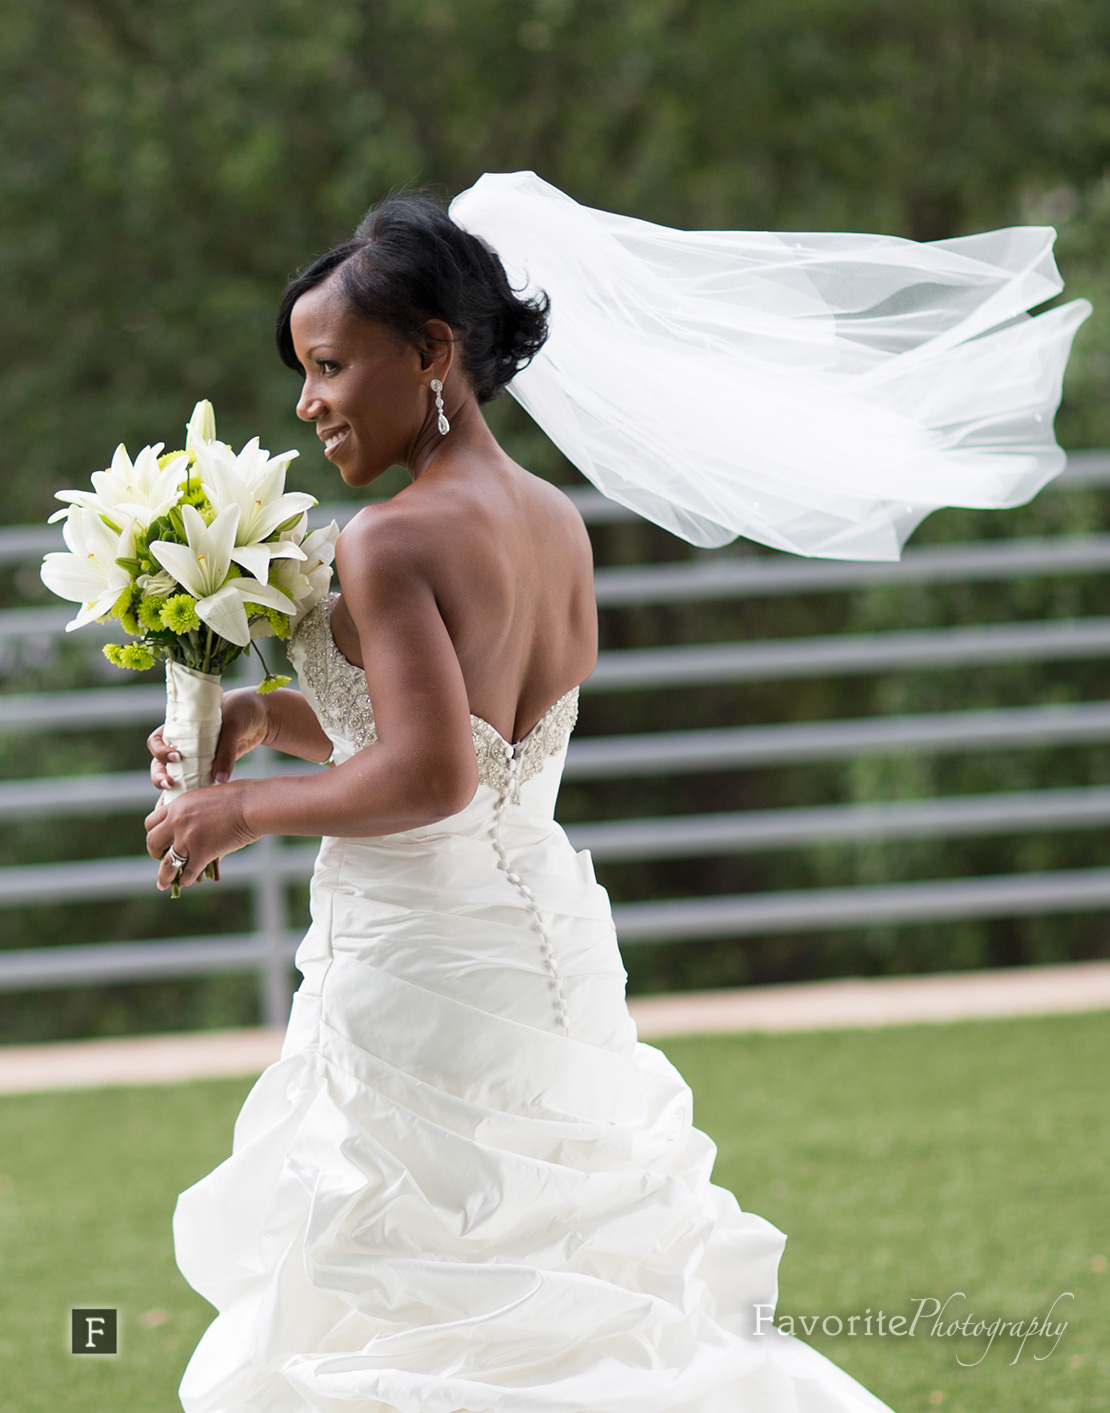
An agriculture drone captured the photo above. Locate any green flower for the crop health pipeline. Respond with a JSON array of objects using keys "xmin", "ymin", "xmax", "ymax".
[
  {"xmin": 160, "ymin": 593, "xmax": 200, "ymax": 633},
  {"xmin": 178, "ymin": 481, "xmax": 212, "ymax": 513},
  {"xmin": 158, "ymin": 449, "xmax": 188, "ymax": 469},
  {"xmin": 256, "ymin": 673, "xmax": 292, "ymax": 694},
  {"xmin": 104, "ymin": 641, "xmax": 156, "ymax": 671},
  {"xmin": 137, "ymin": 595, "xmax": 167, "ymax": 630},
  {"xmin": 110, "ymin": 586, "xmax": 140, "ymax": 636},
  {"xmin": 119, "ymin": 642, "xmax": 157, "ymax": 670},
  {"xmin": 244, "ymin": 603, "xmax": 291, "ymax": 640}
]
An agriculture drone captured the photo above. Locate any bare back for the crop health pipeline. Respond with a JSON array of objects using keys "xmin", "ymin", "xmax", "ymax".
[{"xmin": 330, "ymin": 453, "xmax": 597, "ymax": 745}]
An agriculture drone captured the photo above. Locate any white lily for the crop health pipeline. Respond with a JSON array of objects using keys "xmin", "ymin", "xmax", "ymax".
[
  {"xmin": 186, "ymin": 399, "xmax": 218, "ymax": 453},
  {"xmin": 40, "ymin": 507, "xmax": 137, "ymax": 631},
  {"xmin": 50, "ymin": 443, "xmax": 188, "ymax": 531},
  {"xmin": 150, "ymin": 504, "xmax": 296, "ymax": 648},
  {"xmin": 194, "ymin": 437, "xmax": 314, "ymax": 582},
  {"xmin": 271, "ymin": 520, "xmax": 340, "ymax": 629}
]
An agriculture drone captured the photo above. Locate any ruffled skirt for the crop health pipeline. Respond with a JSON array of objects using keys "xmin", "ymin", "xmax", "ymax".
[{"xmin": 173, "ymin": 814, "xmax": 895, "ymax": 1412}]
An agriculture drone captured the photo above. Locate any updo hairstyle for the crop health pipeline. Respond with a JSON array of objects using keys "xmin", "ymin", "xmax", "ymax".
[{"xmin": 276, "ymin": 191, "xmax": 550, "ymax": 404}]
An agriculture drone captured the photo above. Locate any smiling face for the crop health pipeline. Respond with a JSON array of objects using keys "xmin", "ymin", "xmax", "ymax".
[{"xmin": 289, "ymin": 274, "xmax": 441, "ymax": 488}]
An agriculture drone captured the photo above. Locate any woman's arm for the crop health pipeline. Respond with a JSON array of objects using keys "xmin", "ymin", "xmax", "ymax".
[{"xmin": 145, "ymin": 511, "xmax": 480, "ymax": 889}]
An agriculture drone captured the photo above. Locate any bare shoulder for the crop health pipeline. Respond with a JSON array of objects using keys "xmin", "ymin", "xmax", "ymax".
[
  {"xmin": 333, "ymin": 500, "xmax": 436, "ymax": 609},
  {"xmin": 518, "ymin": 472, "xmax": 594, "ymax": 560}
]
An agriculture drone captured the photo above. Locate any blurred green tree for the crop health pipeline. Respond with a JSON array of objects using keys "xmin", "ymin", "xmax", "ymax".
[{"xmin": 2, "ymin": 0, "xmax": 1110, "ymax": 1038}]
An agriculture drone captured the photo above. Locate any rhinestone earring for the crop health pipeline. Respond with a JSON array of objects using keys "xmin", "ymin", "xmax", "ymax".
[{"xmin": 430, "ymin": 378, "xmax": 450, "ymax": 435}]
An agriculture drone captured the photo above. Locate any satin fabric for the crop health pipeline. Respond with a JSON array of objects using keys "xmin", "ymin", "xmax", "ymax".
[
  {"xmin": 162, "ymin": 660, "xmax": 223, "ymax": 800},
  {"xmin": 172, "ymin": 653, "xmax": 896, "ymax": 1411}
]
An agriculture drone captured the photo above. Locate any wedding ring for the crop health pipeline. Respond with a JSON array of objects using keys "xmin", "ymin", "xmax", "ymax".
[{"xmin": 166, "ymin": 845, "xmax": 189, "ymax": 869}]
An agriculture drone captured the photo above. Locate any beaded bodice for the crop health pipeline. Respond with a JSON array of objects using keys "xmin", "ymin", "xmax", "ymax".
[{"xmin": 290, "ymin": 593, "xmax": 580, "ymax": 796}]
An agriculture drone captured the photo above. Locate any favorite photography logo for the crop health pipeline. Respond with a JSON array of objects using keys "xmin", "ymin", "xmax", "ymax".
[
  {"xmin": 70, "ymin": 1308, "xmax": 117, "ymax": 1355},
  {"xmin": 754, "ymin": 1291, "xmax": 1073, "ymax": 1366}
]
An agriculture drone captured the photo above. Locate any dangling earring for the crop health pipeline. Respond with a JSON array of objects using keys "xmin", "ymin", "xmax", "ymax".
[{"xmin": 430, "ymin": 378, "xmax": 450, "ymax": 435}]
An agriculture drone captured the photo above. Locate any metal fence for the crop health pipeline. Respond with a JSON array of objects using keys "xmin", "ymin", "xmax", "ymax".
[{"xmin": 4, "ymin": 453, "xmax": 1110, "ymax": 1023}]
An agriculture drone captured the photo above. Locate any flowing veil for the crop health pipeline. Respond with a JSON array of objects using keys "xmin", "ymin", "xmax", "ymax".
[{"xmin": 449, "ymin": 171, "xmax": 1091, "ymax": 560}]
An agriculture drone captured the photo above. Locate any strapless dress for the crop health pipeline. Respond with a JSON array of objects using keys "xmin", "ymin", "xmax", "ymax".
[{"xmin": 171, "ymin": 591, "xmax": 895, "ymax": 1413}]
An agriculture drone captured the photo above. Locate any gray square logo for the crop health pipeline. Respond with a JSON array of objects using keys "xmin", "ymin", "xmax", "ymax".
[{"xmin": 71, "ymin": 1308, "xmax": 117, "ymax": 1354}]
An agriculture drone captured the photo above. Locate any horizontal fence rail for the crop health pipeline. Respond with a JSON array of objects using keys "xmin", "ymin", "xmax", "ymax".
[
  {"xmin": 588, "ymin": 617, "xmax": 1110, "ymax": 689},
  {"xmin": 5, "ymin": 453, "xmax": 1110, "ymax": 1022},
  {"xmin": 13, "ymin": 535, "xmax": 1110, "ymax": 629},
  {"xmin": 609, "ymin": 867, "xmax": 1110, "ymax": 941},
  {"xmin": 0, "ymin": 932, "xmax": 307, "ymax": 991},
  {"xmin": 3, "ymin": 782, "xmax": 1110, "ymax": 913},
  {"xmin": 9, "ymin": 618, "xmax": 1110, "ymax": 730},
  {"xmin": 594, "ymin": 533, "xmax": 1110, "ymax": 605},
  {"xmin": 0, "ymin": 844, "xmax": 320, "ymax": 906},
  {"xmin": 567, "ymin": 786, "xmax": 1110, "ymax": 859},
  {"xmin": 7, "ymin": 691, "xmax": 1110, "ymax": 771},
  {"xmin": 563, "ymin": 700, "xmax": 1110, "ymax": 777}
]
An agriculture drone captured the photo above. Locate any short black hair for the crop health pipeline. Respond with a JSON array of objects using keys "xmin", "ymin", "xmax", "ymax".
[{"xmin": 276, "ymin": 190, "xmax": 550, "ymax": 404}]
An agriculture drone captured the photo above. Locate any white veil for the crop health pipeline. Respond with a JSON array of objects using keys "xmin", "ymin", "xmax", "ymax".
[{"xmin": 449, "ymin": 171, "xmax": 1091, "ymax": 561}]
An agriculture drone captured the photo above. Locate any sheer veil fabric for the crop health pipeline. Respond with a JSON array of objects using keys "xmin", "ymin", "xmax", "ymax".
[{"xmin": 449, "ymin": 171, "xmax": 1091, "ymax": 560}]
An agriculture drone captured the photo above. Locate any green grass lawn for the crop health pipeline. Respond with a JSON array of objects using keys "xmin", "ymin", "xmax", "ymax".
[{"xmin": 0, "ymin": 1011, "xmax": 1106, "ymax": 1413}]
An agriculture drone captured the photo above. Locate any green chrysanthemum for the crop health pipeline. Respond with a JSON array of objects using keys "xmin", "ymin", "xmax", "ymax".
[
  {"xmin": 119, "ymin": 642, "xmax": 156, "ymax": 670},
  {"xmin": 110, "ymin": 586, "xmax": 140, "ymax": 636},
  {"xmin": 104, "ymin": 641, "xmax": 156, "ymax": 671},
  {"xmin": 161, "ymin": 593, "xmax": 200, "ymax": 633},
  {"xmin": 159, "ymin": 449, "xmax": 188, "ymax": 469},
  {"xmin": 179, "ymin": 484, "xmax": 212, "ymax": 513},
  {"xmin": 137, "ymin": 595, "xmax": 167, "ymax": 630},
  {"xmin": 267, "ymin": 607, "xmax": 291, "ymax": 640},
  {"xmin": 245, "ymin": 603, "xmax": 291, "ymax": 640},
  {"xmin": 256, "ymin": 673, "xmax": 292, "ymax": 694}
]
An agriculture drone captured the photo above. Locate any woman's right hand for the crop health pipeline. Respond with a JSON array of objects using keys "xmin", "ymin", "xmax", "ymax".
[{"xmin": 147, "ymin": 687, "xmax": 273, "ymax": 792}]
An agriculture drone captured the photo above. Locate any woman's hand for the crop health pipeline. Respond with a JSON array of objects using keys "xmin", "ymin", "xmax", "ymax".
[
  {"xmin": 145, "ymin": 781, "xmax": 261, "ymax": 891},
  {"xmin": 147, "ymin": 687, "xmax": 272, "ymax": 792}
]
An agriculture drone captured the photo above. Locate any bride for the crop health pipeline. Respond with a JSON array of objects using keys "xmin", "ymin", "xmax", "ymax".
[{"xmin": 145, "ymin": 176, "xmax": 1085, "ymax": 1412}]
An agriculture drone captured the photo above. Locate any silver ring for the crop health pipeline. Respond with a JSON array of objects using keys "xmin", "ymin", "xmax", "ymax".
[{"xmin": 166, "ymin": 845, "xmax": 189, "ymax": 869}]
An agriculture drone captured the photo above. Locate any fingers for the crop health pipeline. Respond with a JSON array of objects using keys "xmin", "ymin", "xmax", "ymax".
[
  {"xmin": 146, "ymin": 806, "xmax": 193, "ymax": 891},
  {"xmin": 211, "ymin": 724, "xmax": 238, "ymax": 786},
  {"xmin": 156, "ymin": 844, "xmax": 207, "ymax": 893},
  {"xmin": 150, "ymin": 758, "xmax": 176, "ymax": 791},
  {"xmin": 144, "ymin": 798, "xmax": 223, "ymax": 894},
  {"xmin": 148, "ymin": 820, "xmax": 210, "ymax": 892},
  {"xmin": 145, "ymin": 803, "xmax": 171, "ymax": 859},
  {"xmin": 147, "ymin": 725, "xmax": 180, "ymax": 792}
]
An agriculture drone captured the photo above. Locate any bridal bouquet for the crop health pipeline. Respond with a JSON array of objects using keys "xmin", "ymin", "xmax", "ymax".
[{"xmin": 40, "ymin": 400, "xmax": 338, "ymax": 887}]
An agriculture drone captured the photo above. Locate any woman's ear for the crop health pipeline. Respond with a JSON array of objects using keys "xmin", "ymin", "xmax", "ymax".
[{"xmin": 417, "ymin": 319, "xmax": 456, "ymax": 379}]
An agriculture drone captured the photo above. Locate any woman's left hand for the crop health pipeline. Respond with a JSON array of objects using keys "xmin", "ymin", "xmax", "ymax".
[{"xmin": 145, "ymin": 782, "xmax": 262, "ymax": 892}]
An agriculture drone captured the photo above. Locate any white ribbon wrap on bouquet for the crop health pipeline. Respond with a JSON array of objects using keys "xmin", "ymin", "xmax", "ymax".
[
  {"xmin": 449, "ymin": 171, "xmax": 1092, "ymax": 561},
  {"xmin": 161, "ymin": 660, "xmax": 223, "ymax": 802}
]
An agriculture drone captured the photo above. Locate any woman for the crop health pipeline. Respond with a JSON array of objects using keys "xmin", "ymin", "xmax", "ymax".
[{"xmin": 146, "ymin": 193, "xmax": 900, "ymax": 1411}]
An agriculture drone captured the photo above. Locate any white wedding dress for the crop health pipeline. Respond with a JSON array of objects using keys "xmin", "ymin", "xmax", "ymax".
[{"xmin": 172, "ymin": 592, "xmax": 895, "ymax": 1413}]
